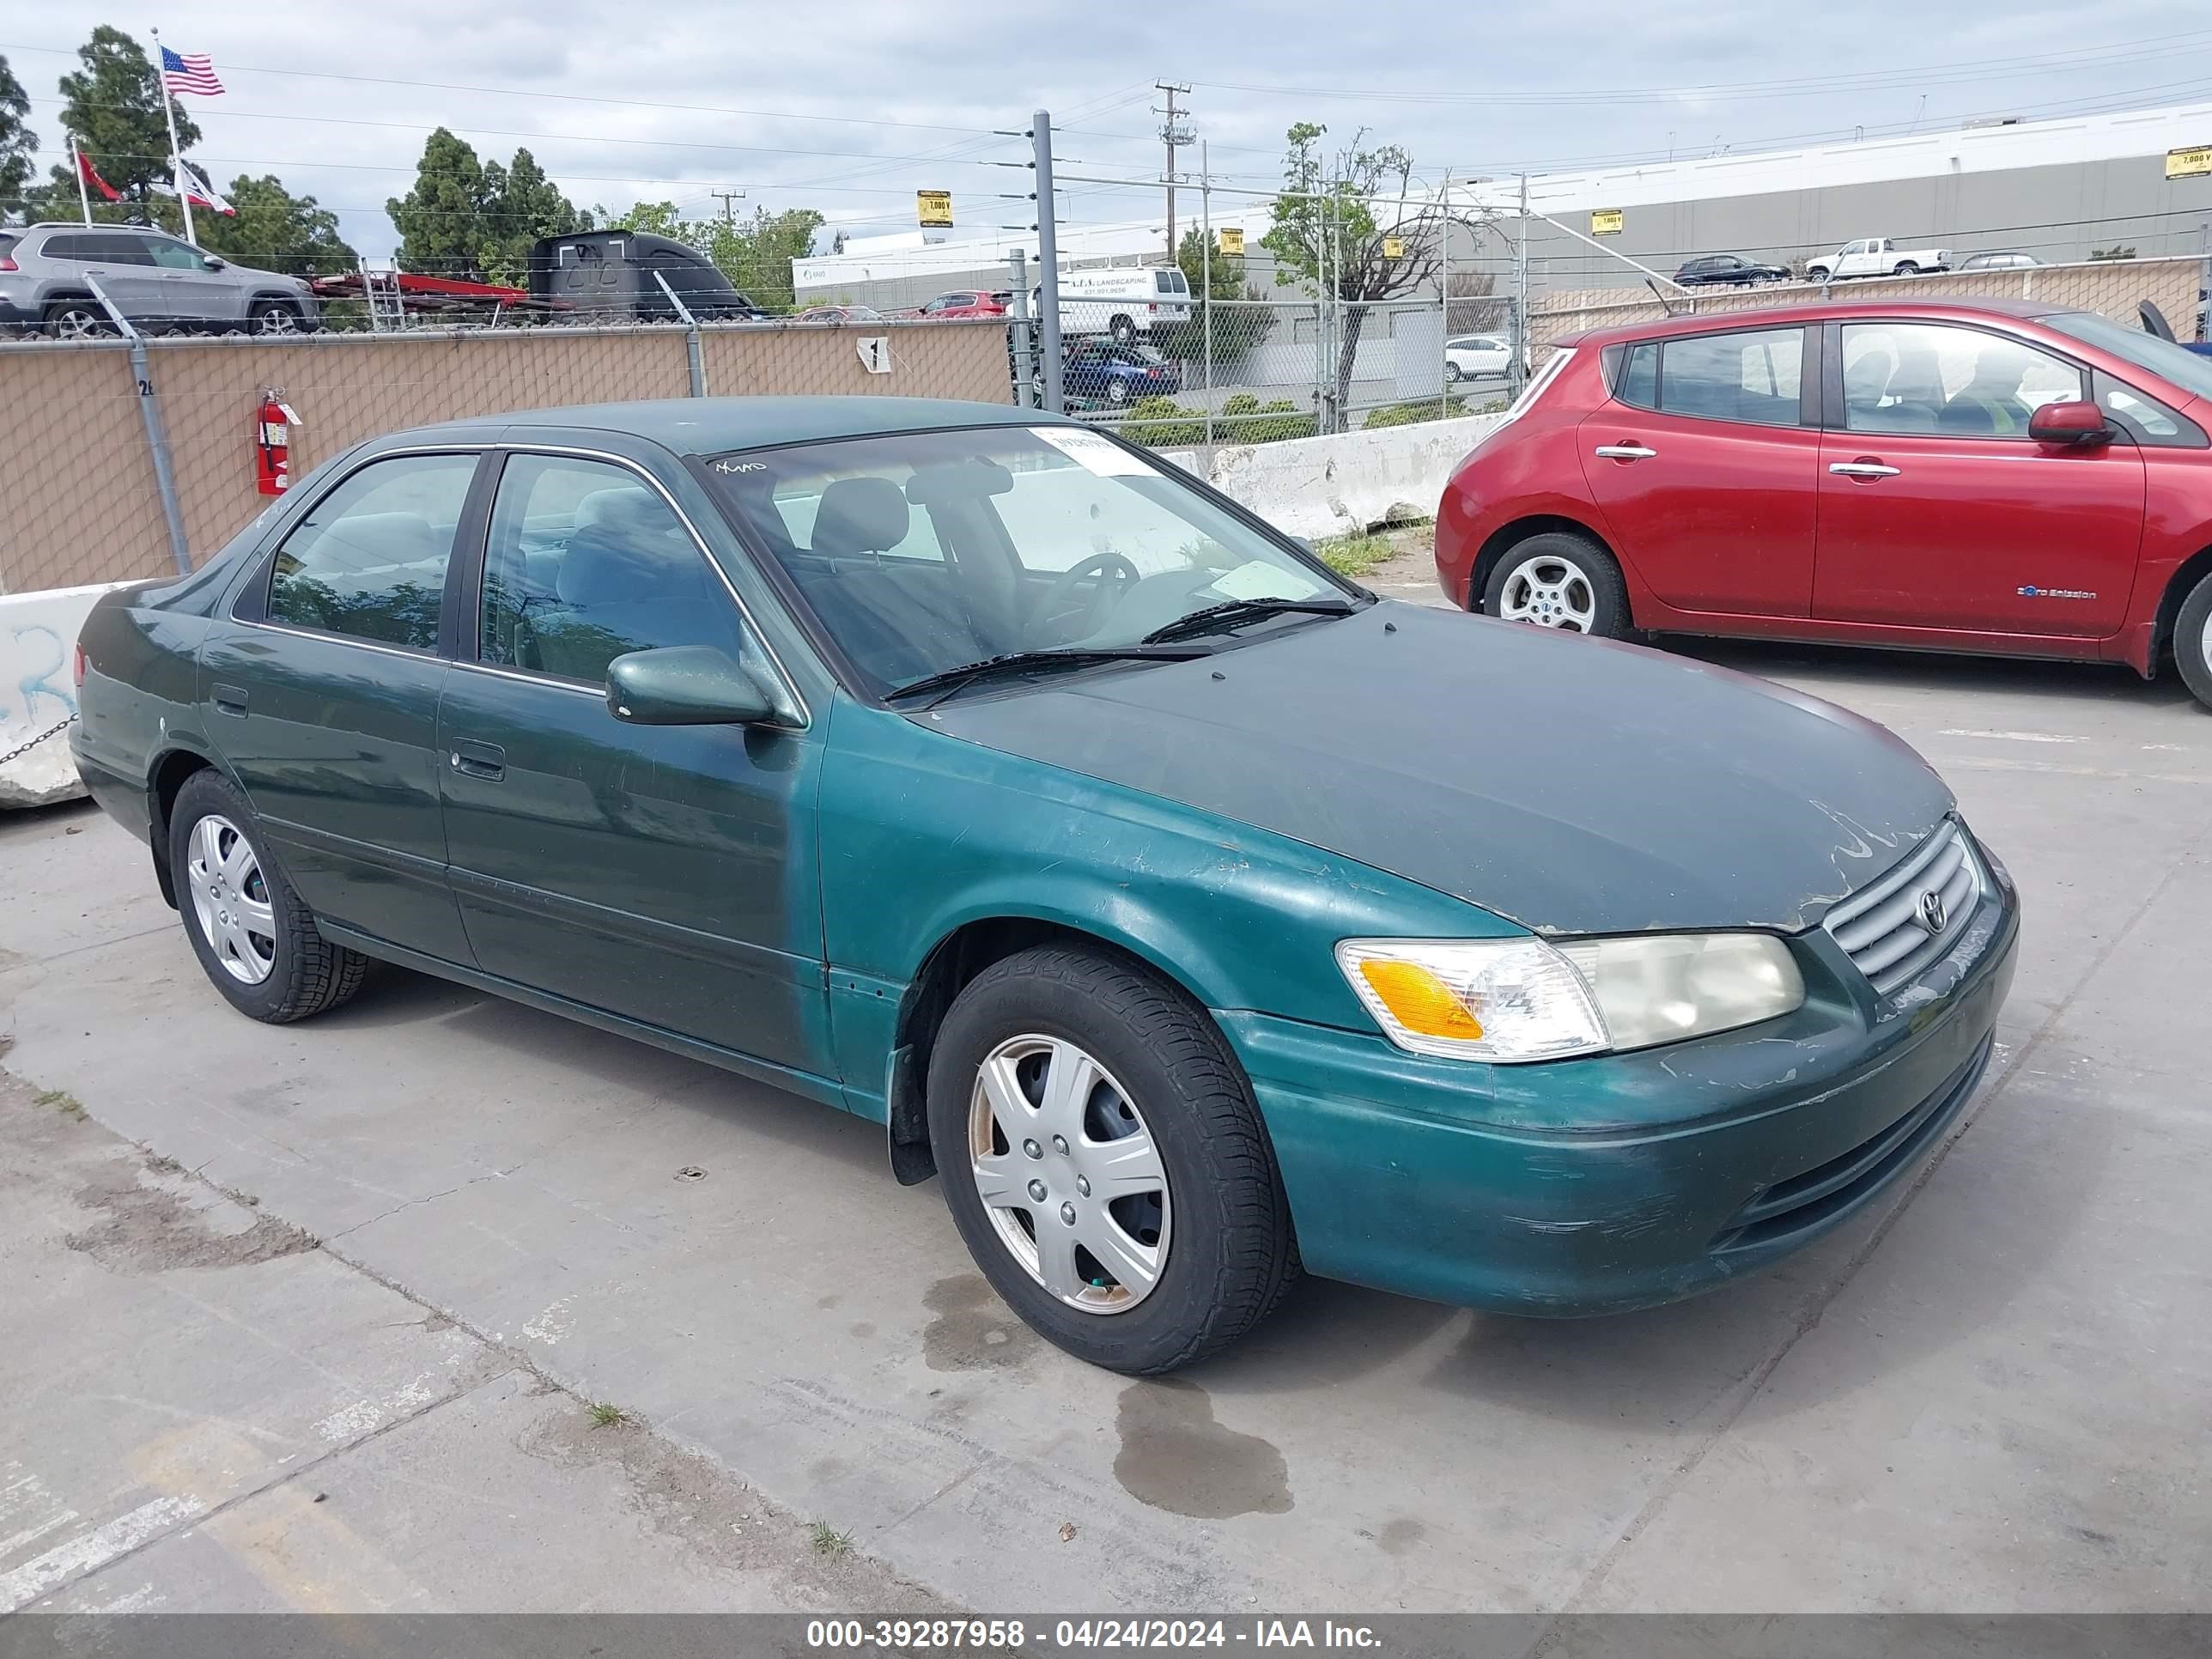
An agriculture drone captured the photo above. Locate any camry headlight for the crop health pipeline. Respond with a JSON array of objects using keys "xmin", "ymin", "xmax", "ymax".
[{"xmin": 1336, "ymin": 933, "xmax": 1804, "ymax": 1063}]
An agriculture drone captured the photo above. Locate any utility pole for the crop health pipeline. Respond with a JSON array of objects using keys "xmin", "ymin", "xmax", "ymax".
[
  {"xmin": 710, "ymin": 190, "xmax": 746, "ymax": 226},
  {"xmin": 1156, "ymin": 81, "xmax": 1193, "ymax": 260},
  {"xmin": 1032, "ymin": 110, "xmax": 1065, "ymax": 415}
]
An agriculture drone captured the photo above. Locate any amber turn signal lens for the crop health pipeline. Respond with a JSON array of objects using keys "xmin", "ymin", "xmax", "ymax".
[{"xmin": 1356, "ymin": 958, "xmax": 1486, "ymax": 1041}]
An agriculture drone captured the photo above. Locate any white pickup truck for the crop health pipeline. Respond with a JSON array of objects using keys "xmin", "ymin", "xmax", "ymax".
[{"xmin": 1806, "ymin": 237, "xmax": 1953, "ymax": 281}]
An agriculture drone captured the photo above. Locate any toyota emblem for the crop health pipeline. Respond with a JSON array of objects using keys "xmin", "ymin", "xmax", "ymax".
[{"xmin": 1917, "ymin": 889, "xmax": 1948, "ymax": 934}]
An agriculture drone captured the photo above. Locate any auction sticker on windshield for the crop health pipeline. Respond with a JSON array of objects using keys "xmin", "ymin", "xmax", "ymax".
[{"xmin": 1033, "ymin": 425, "xmax": 1156, "ymax": 477}]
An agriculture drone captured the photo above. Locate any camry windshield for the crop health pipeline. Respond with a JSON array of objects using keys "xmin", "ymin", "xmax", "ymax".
[
  {"xmin": 704, "ymin": 425, "xmax": 1358, "ymax": 697},
  {"xmin": 2044, "ymin": 310, "xmax": 2212, "ymax": 403}
]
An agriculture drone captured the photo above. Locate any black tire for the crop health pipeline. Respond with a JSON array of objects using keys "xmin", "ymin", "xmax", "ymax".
[
  {"xmin": 249, "ymin": 299, "xmax": 304, "ymax": 337},
  {"xmin": 1109, "ymin": 314, "xmax": 1138, "ymax": 346},
  {"xmin": 1106, "ymin": 379, "xmax": 1131, "ymax": 406},
  {"xmin": 1808, "ymin": 268, "xmax": 1832, "ymax": 285},
  {"xmin": 44, "ymin": 300, "xmax": 114, "ymax": 339},
  {"xmin": 1444, "ymin": 362, "xmax": 1464, "ymax": 384},
  {"xmin": 2174, "ymin": 571, "xmax": 2212, "ymax": 712},
  {"xmin": 1893, "ymin": 262, "xmax": 1920, "ymax": 276},
  {"xmin": 1480, "ymin": 529, "xmax": 1632, "ymax": 638},
  {"xmin": 167, "ymin": 770, "xmax": 368, "ymax": 1024},
  {"xmin": 926, "ymin": 945, "xmax": 1299, "ymax": 1374}
]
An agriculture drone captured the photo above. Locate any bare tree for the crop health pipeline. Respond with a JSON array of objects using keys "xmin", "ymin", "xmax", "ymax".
[{"xmin": 1261, "ymin": 123, "xmax": 1443, "ymax": 430}]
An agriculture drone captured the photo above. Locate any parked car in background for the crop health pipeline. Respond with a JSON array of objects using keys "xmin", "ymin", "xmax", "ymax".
[
  {"xmin": 1807, "ymin": 238, "xmax": 1953, "ymax": 281},
  {"xmin": 797, "ymin": 304, "xmax": 883, "ymax": 322},
  {"xmin": 1445, "ymin": 333, "xmax": 1513, "ymax": 381},
  {"xmin": 917, "ymin": 290, "xmax": 1011, "ymax": 319},
  {"xmin": 531, "ymin": 230, "xmax": 765, "ymax": 323},
  {"xmin": 1050, "ymin": 265, "xmax": 1194, "ymax": 344},
  {"xmin": 1959, "ymin": 252, "xmax": 2043, "ymax": 271},
  {"xmin": 1063, "ymin": 341, "xmax": 1182, "ymax": 405},
  {"xmin": 1673, "ymin": 253, "xmax": 1791, "ymax": 288},
  {"xmin": 1435, "ymin": 297, "xmax": 2212, "ymax": 710},
  {"xmin": 70, "ymin": 395, "xmax": 2020, "ymax": 1374},
  {"xmin": 0, "ymin": 223, "xmax": 319, "ymax": 338}
]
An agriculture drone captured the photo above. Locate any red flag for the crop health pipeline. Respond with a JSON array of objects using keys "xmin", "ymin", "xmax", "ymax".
[{"xmin": 76, "ymin": 148, "xmax": 123, "ymax": 203}]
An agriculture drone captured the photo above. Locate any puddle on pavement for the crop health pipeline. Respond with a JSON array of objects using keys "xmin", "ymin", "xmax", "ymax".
[
  {"xmin": 921, "ymin": 1273, "xmax": 1038, "ymax": 1372},
  {"xmin": 1113, "ymin": 1378, "xmax": 1292, "ymax": 1518}
]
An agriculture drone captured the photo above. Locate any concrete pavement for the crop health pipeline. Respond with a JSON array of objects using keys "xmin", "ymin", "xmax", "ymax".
[{"xmin": 1, "ymin": 614, "xmax": 2207, "ymax": 1614}]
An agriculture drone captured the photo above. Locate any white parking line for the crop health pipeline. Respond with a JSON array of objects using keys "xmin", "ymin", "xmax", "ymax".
[
  {"xmin": 0, "ymin": 1495, "xmax": 206, "ymax": 1613},
  {"xmin": 1936, "ymin": 728, "xmax": 2090, "ymax": 744}
]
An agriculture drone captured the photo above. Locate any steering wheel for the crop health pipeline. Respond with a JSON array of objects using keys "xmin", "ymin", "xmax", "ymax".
[{"xmin": 1034, "ymin": 551, "xmax": 1142, "ymax": 640}]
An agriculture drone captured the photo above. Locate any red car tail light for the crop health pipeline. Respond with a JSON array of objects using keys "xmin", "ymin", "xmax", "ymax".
[
  {"xmin": 73, "ymin": 643, "xmax": 88, "ymax": 687},
  {"xmin": 0, "ymin": 256, "xmax": 18, "ymax": 272}
]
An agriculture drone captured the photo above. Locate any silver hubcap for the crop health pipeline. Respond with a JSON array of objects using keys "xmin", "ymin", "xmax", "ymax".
[
  {"xmin": 257, "ymin": 308, "xmax": 298, "ymax": 335},
  {"xmin": 968, "ymin": 1035, "xmax": 1170, "ymax": 1316},
  {"xmin": 1498, "ymin": 555, "xmax": 1598, "ymax": 631},
  {"xmin": 54, "ymin": 309, "xmax": 101, "ymax": 338},
  {"xmin": 187, "ymin": 814, "xmax": 277, "ymax": 985}
]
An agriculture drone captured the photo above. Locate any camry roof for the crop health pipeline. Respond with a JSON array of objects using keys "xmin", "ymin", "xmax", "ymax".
[{"xmin": 407, "ymin": 396, "xmax": 1048, "ymax": 455}]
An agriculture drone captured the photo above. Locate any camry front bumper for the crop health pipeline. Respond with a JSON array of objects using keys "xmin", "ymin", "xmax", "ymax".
[{"xmin": 1219, "ymin": 852, "xmax": 2020, "ymax": 1316}]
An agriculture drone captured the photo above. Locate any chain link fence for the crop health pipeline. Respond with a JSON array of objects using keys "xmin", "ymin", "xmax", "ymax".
[
  {"xmin": 1030, "ymin": 292, "xmax": 1519, "ymax": 454},
  {"xmin": 1524, "ymin": 256, "xmax": 2205, "ymax": 364},
  {"xmin": 0, "ymin": 318, "xmax": 1014, "ymax": 593}
]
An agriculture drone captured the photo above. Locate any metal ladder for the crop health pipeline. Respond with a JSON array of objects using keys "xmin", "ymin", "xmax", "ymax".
[{"xmin": 359, "ymin": 263, "xmax": 408, "ymax": 332}]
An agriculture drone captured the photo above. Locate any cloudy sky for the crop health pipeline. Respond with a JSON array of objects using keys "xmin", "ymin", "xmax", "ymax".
[{"xmin": 4, "ymin": 1, "xmax": 2210, "ymax": 264}]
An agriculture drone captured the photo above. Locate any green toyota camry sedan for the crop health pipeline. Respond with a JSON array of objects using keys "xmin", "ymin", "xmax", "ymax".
[{"xmin": 71, "ymin": 397, "xmax": 2020, "ymax": 1373}]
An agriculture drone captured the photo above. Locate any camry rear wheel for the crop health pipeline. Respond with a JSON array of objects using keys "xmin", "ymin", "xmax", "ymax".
[
  {"xmin": 168, "ymin": 770, "xmax": 368, "ymax": 1023},
  {"xmin": 2175, "ymin": 571, "xmax": 2212, "ymax": 711},
  {"xmin": 1481, "ymin": 531, "xmax": 1630, "ymax": 638},
  {"xmin": 926, "ymin": 945, "xmax": 1297, "ymax": 1373}
]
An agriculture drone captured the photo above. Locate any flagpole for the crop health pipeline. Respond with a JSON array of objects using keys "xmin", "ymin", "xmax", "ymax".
[
  {"xmin": 150, "ymin": 27, "xmax": 197, "ymax": 246},
  {"xmin": 69, "ymin": 131, "xmax": 93, "ymax": 226}
]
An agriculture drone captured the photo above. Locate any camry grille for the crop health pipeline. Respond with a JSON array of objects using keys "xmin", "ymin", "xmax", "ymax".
[{"xmin": 1824, "ymin": 819, "xmax": 1984, "ymax": 995}]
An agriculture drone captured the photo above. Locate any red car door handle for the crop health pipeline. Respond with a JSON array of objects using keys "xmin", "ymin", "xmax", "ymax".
[
  {"xmin": 1829, "ymin": 459, "xmax": 1901, "ymax": 479},
  {"xmin": 1593, "ymin": 443, "xmax": 1656, "ymax": 460}
]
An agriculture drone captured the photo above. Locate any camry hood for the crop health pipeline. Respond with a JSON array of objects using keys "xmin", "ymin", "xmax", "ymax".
[{"xmin": 926, "ymin": 602, "xmax": 1954, "ymax": 936}]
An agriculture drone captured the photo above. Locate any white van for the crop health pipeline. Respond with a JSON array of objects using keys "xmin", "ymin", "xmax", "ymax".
[{"xmin": 1042, "ymin": 265, "xmax": 1193, "ymax": 343}]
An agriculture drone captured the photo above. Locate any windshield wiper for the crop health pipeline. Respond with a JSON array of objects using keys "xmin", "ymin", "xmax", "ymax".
[
  {"xmin": 1140, "ymin": 596, "xmax": 1357, "ymax": 646},
  {"xmin": 885, "ymin": 646, "xmax": 1208, "ymax": 709}
]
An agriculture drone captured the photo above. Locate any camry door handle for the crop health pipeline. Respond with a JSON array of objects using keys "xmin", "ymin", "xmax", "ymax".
[
  {"xmin": 449, "ymin": 739, "xmax": 505, "ymax": 781},
  {"xmin": 1593, "ymin": 443, "xmax": 1656, "ymax": 460},
  {"xmin": 1829, "ymin": 461, "xmax": 1901, "ymax": 479}
]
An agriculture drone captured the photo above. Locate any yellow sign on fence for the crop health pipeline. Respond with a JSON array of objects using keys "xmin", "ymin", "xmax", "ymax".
[
  {"xmin": 1218, "ymin": 227, "xmax": 1244, "ymax": 256},
  {"xmin": 917, "ymin": 189, "xmax": 954, "ymax": 228},
  {"xmin": 1590, "ymin": 208, "xmax": 1625, "ymax": 236},
  {"xmin": 2166, "ymin": 146, "xmax": 2212, "ymax": 179},
  {"xmin": 1382, "ymin": 235, "xmax": 1405, "ymax": 259}
]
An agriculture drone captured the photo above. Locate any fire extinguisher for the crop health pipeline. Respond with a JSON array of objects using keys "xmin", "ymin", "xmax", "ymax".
[{"xmin": 254, "ymin": 391, "xmax": 301, "ymax": 497}]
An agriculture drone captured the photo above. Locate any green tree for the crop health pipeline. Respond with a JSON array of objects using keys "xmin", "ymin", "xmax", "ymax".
[
  {"xmin": 597, "ymin": 200, "xmax": 823, "ymax": 312},
  {"xmin": 45, "ymin": 27, "xmax": 198, "ymax": 228},
  {"xmin": 710, "ymin": 206, "xmax": 822, "ymax": 311},
  {"xmin": 0, "ymin": 54, "xmax": 34, "ymax": 213},
  {"xmin": 479, "ymin": 148, "xmax": 589, "ymax": 285},
  {"xmin": 198, "ymin": 175, "xmax": 358, "ymax": 276},
  {"xmin": 1261, "ymin": 122, "xmax": 1439, "ymax": 430},
  {"xmin": 1154, "ymin": 225, "xmax": 1275, "ymax": 364},
  {"xmin": 386, "ymin": 128, "xmax": 491, "ymax": 277}
]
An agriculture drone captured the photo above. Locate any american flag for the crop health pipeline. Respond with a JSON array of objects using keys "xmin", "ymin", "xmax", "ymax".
[{"xmin": 160, "ymin": 46, "xmax": 224, "ymax": 97}]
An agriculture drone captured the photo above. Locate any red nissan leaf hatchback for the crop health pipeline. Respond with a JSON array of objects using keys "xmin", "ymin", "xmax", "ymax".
[{"xmin": 1435, "ymin": 298, "xmax": 2212, "ymax": 708}]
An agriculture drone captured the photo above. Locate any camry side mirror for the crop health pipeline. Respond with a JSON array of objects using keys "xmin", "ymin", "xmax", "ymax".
[
  {"xmin": 2027, "ymin": 400, "xmax": 2114, "ymax": 447},
  {"xmin": 605, "ymin": 646, "xmax": 780, "ymax": 726}
]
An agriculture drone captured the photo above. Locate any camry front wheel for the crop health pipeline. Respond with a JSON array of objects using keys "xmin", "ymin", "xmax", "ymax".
[{"xmin": 926, "ymin": 945, "xmax": 1298, "ymax": 1373}]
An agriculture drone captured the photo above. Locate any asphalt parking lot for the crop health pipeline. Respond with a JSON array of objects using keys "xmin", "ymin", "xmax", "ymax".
[{"xmin": 3, "ymin": 586, "xmax": 2208, "ymax": 1616}]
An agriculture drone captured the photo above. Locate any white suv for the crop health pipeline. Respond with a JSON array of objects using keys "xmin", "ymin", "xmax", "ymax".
[{"xmin": 0, "ymin": 223, "xmax": 320, "ymax": 338}]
